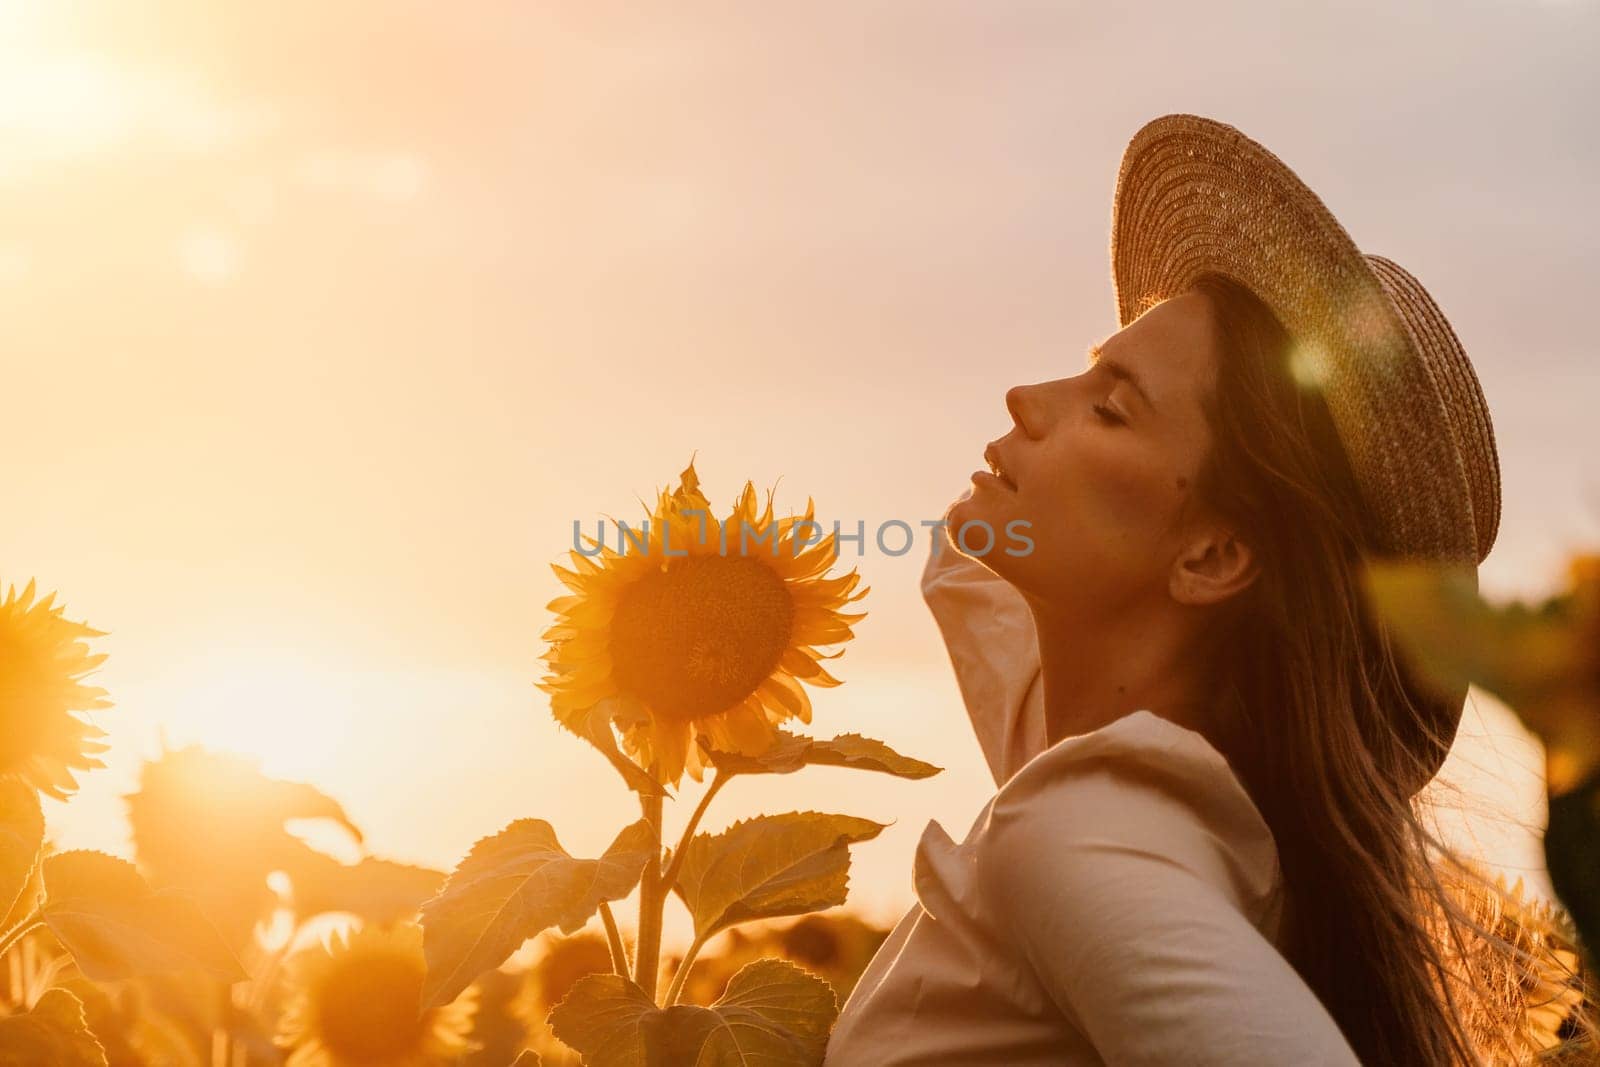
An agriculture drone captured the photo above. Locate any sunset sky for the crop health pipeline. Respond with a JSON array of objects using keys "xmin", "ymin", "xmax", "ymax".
[{"xmin": 3, "ymin": 2, "xmax": 1595, "ymax": 947}]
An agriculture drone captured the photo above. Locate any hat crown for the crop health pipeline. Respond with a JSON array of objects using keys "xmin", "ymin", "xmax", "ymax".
[{"xmin": 1111, "ymin": 113, "xmax": 1503, "ymax": 567}]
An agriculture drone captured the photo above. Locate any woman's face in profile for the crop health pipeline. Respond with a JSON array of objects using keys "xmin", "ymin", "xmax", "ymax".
[{"xmin": 948, "ymin": 290, "xmax": 1223, "ymax": 612}]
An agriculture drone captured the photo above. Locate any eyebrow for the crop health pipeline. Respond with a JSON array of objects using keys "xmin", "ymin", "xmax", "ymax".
[{"xmin": 1087, "ymin": 343, "xmax": 1158, "ymax": 413}]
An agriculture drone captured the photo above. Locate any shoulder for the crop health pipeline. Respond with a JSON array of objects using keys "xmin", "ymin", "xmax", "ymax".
[{"xmin": 975, "ymin": 710, "xmax": 1281, "ymax": 925}]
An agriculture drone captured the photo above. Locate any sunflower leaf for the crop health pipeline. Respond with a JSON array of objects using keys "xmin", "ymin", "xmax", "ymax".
[
  {"xmin": 55, "ymin": 974, "xmax": 207, "ymax": 1067},
  {"xmin": 127, "ymin": 745, "xmax": 365, "ymax": 949},
  {"xmin": 547, "ymin": 972, "xmax": 655, "ymax": 1066},
  {"xmin": 1545, "ymin": 765, "xmax": 1600, "ymax": 972},
  {"xmin": 420, "ymin": 818, "xmax": 656, "ymax": 1009},
  {"xmin": 647, "ymin": 959, "xmax": 837, "ymax": 1066},
  {"xmin": 0, "ymin": 988, "xmax": 109, "ymax": 1066},
  {"xmin": 1363, "ymin": 560, "xmax": 1600, "ymax": 790},
  {"xmin": 806, "ymin": 734, "xmax": 942, "ymax": 778},
  {"xmin": 287, "ymin": 854, "xmax": 445, "ymax": 925},
  {"xmin": 563, "ymin": 701, "xmax": 670, "ymax": 798},
  {"xmin": 703, "ymin": 731, "xmax": 941, "ymax": 780},
  {"xmin": 39, "ymin": 851, "xmax": 246, "ymax": 984},
  {"xmin": 0, "ymin": 778, "xmax": 45, "ymax": 918},
  {"xmin": 671, "ymin": 812, "xmax": 886, "ymax": 940},
  {"xmin": 701, "ymin": 731, "xmax": 813, "ymax": 774},
  {"xmin": 549, "ymin": 960, "xmax": 835, "ymax": 1067},
  {"xmin": 1362, "ymin": 562, "xmax": 1579, "ymax": 703}
]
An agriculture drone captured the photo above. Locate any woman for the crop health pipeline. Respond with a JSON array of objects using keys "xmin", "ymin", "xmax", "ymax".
[{"xmin": 824, "ymin": 115, "xmax": 1534, "ymax": 1064}]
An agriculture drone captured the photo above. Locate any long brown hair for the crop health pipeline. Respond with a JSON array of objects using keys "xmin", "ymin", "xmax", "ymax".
[{"xmin": 1181, "ymin": 272, "xmax": 1559, "ymax": 1064}]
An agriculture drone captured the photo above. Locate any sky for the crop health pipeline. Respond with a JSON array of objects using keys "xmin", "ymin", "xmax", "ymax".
[{"xmin": 2, "ymin": 1, "xmax": 1595, "ymax": 948}]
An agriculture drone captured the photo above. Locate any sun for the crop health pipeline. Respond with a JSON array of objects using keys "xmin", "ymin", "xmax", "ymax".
[{"xmin": 156, "ymin": 649, "xmax": 363, "ymax": 784}]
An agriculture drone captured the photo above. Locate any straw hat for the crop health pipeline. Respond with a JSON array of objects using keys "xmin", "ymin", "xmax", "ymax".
[{"xmin": 1110, "ymin": 114, "xmax": 1501, "ymax": 568}]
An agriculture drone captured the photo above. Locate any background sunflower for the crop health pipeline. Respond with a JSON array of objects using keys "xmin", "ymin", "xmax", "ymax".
[
  {"xmin": 0, "ymin": 579, "xmax": 110, "ymax": 799},
  {"xmin": 1434, "ymin": 857, "xmax": 1594, "ymax": 1063},
  {"xmin": 276, "ymin": 923, "xmax": 477, "ymax": 1067}
]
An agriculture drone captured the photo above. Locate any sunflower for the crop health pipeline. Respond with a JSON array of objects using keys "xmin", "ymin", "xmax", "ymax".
[
  {"xmin": 540, "ymin": 461, "xmax": 866, "ymax": 787},
  {"xmin": 1436, "ymin": 860, "xmax": 1590, "ymax": 1062},
  {"xmin": 1487, "ymin": 875, "xmax": 1586, "ymax": 1058},
  {"xmin": 528, "ymin": 932, "xmax": 614, "ymax": 1013},
  {"xmin": 665, "ymin": 913, "xmax": 889, "ymax": 1007},
  {"xmin": 510, "ymin": 931, "xmax": 616, "ymax": 1058},
  {"xmin": 0, "ymin": 579, "xmax": 110, "ymax": 799},
  {"xmin": 276, "ymin": 923, "xmax": 477, "ymax": 1067}
]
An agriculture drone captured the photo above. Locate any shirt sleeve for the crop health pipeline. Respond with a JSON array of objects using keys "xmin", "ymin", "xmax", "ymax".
[
  {"xmin": 920, "ymin": 531, "xmax": 1048, "ymax": 789},
  {"xmin": 973, "ymin": 723, "xmax": 1361, "ymax": 1066}
]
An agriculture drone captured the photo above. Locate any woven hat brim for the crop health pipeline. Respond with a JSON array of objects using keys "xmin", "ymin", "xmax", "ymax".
[{"xmin": 1110, "ymin": 114, "xmax": 1485, "ymax": 565}]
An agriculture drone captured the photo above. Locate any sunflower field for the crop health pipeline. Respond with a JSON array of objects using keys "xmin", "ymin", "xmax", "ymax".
[
  {"xmin": 0, "ymin": 463, "xmax": 932, "ymax": 1066},
  {"xmin": 3, "ymin": 465, "xmax": 1599, "ymax": 1065}
]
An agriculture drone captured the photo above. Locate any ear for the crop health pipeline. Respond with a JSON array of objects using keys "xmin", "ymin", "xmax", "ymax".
[{"xmin": 1170, "ymin": 525, "xmax": 1260, "ymax": 607}]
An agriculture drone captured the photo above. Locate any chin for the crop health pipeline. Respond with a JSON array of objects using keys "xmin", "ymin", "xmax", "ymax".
[
  {"xmin": 941, "ymin": 499, "xmax": 1017, "ymax": 578},
  {"xmin": 945, "ymin": 489, "xmax": 979, "ymax": 530}
]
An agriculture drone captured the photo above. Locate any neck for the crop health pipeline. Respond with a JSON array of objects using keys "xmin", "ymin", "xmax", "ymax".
[{"xmin": 1025, "ymin": 596, "xmax": 1216, "ymax": 748}]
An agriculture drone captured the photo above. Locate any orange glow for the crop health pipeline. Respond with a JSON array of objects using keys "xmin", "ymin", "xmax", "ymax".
[{"xmin": 1, "ymin": 0, "xmax": 1588, "ymax": 946}]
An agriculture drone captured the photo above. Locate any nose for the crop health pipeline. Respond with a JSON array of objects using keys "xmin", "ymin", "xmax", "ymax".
[{"xmin": 1005, "ymin": 381, "xmax": 1047, "ymax": 440}]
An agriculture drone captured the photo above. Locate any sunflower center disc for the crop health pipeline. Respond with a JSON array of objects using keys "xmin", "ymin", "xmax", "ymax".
[{"xmin": 609, "ymin": 554, "xmax": 795, "ymax": 721}]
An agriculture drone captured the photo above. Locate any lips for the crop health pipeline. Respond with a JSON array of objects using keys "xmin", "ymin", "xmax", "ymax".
[{"xmin": 982, "ymin": 443, "xmax": 1017, "ymax": 491}]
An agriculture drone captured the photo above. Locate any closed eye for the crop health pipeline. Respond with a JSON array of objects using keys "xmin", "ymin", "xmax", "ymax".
[
  {"xmin": 1092, "ymin": 402, "xmax": 1127, "ymax": 427},
  {"xmin": 1087, "ymin": 343, "xmax": 1158, "ymax": 414}
]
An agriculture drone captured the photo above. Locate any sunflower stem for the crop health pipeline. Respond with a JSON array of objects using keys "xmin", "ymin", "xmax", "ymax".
[
  {"xmin": 247, "ymin": 918, "xmax": 301, "ymax": 1014},
  {"xmin": 661, "ymin": 770, "xmax": 731, "ymax": 892},
  {"xmin": 0, "ymin": 913, "xmax": 42, "ymax": 961},
  {"xmin": 634, "ymin": 792, "xmax": 665, "ymax": 999},
  {"xmin": 663, "ymin": 930, "xmax": 708, "ymax": 1007},
  {"xmin": 599, "ymin": 901, "xmax": 630, "ymax": 977}
]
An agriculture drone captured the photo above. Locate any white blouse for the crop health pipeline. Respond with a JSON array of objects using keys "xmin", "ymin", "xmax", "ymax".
[{"xmin": 823, "ymin": 541, "xmax": 1361, "ymax": 1065}]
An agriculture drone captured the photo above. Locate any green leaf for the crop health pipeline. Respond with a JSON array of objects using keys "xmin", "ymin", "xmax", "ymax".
[
  {"xmin": 288, "ymin": 854, "xmax": 445, "ymax": 925},
  {"xmin": 546, "ymin": 973, "xmax": 655, "ymax": 1067},
  {"xmin": 38, "ymin": 851, "xmax": 246, "ymax": 983},
  {"xmin": 805, "ymin": 735, "xmax": 943, "ymax": 779},
  {"xmin": 55, "ymin": 975, "xmax": 206, "ymax": 1067},
  {"xmin": 703, "ymin": 731, "xmax": 814, "ymax": 774},
  {"xmin": 649, "ymin": 959, "xmax": 837, "ymax": 1066},
  {"xmin": 562, "ymin": 699, "xmax": 670, "ymax": 798},
  {"xmin": 1362, "ymin": 561, "xmax": 1580, "ymax": 704},
  {"xmin": 0, "ymin": 988, "xmax": 108, "ymax": 1067},
  {"xmin": 548, "ymin": 960, "xmax": 837, "ymax": 1067},
  {"xmin": 672, "ymin": 812, "xmax": 886, "ymax": 940},
  {"xmin": 1364, "ymin": 560, "xmax": 1600, "ymax": 791},
  {"xmin": 421, "ymin": 818, "xmax": 656, "ymax": 1009},
  {"xmin": 126, "ymin": 745, "xmax": 365, "ymax": 948},
  {"xmin": 1545, "ymin": 764, "xmax": 1600, "ymax": 963},
  {"xmin": 705, "ymin": 731, "xmax": 941, "ymax": 780},
  {"xmin": 0, "ymin": 778, "xmax": 44, "ymax": 918}
]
